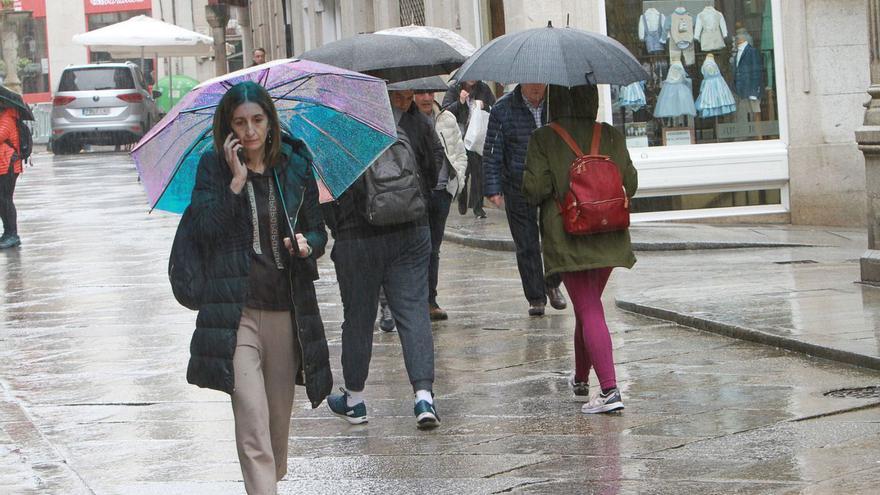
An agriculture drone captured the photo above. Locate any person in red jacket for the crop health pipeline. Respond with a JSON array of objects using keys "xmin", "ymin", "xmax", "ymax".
[{"xmin": 0, "ymin": 104, "xmax": 22, "ymax": 248}]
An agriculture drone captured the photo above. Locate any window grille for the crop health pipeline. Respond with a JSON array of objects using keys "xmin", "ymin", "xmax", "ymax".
[{"xmin": 399, "ymin": 0, "xmax": 425, "ymax": 26}]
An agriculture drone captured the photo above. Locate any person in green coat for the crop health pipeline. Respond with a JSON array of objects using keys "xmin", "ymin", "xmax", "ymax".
[{"xmin": 522, "ymin": 84, "xmax": 637, "ymax": 414}]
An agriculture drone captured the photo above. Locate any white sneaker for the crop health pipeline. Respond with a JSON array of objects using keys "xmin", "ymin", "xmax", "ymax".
[{"xmin": 581, "ymin": 388, "xmax": 624, "ymax": 414}]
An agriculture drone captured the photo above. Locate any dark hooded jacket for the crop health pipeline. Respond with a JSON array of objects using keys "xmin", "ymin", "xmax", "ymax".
[
  {"xmin": 522, "ymin": 85, "xmax": 638, "ymax": 275},
  {"xmin": 186, "ymin": 136, "xmax": 332, "ymax": 408}
]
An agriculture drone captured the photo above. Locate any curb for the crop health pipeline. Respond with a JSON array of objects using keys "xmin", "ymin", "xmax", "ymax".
[
  {"xmin": 615, "ymin": 299, "xmax": 880, "ymax": 371},
  {"xmin": 444, "ymin": 231, "xmax": 811, "ymax": 253}
]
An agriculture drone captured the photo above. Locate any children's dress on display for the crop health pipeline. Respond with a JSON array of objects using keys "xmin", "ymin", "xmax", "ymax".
[
  {"xmin": 618, "ymin": 81, "xmax": 647, "ymax": 111},
  {"xmin": 695, "ymin": 58, "xmax": 736, "ymax": 117},
  {"xmin": 653, "ymin": 62, "xmax": 696, "ymax": 118}
]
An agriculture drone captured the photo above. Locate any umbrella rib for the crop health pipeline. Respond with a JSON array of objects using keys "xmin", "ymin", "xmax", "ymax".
[{"xmin": 298, "ymin": 114, "xmax": 373, "ymax": 189}]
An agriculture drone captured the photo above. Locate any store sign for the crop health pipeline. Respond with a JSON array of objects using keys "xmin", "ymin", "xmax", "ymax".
[
  {"xmin": 83, "ymin": 0, "xmax": 151, "ymax": 15},
  {"xmin": 716, "ymin": 121, "xmax": 780, "ymax": 140},
  {"xmin": 663, "ymin": 128, "xmax": 694, "ymax": 146}
]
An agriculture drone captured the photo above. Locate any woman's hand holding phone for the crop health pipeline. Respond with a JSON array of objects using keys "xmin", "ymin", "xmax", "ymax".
[{"xmin": 224, "ymin": 133, "xmax": 247, "ymax": 194}]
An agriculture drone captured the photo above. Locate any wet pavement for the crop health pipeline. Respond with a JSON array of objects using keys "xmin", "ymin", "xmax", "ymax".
[{"xmin": 0, "ymin": 151, "xmax": 879, "ymax": 494}]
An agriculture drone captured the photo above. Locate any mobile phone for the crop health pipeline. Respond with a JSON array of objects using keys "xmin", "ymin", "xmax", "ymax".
[{"xmin": 236, "ymin": 147, "xmax": 246, "ymax": 165}]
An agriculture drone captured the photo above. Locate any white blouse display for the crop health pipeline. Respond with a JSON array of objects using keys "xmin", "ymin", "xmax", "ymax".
[{"xmin": 694, "ymin": 6, "xmax": 729, "ymax": 51}]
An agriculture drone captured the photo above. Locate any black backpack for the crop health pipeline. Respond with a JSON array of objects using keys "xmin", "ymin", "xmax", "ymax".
[
  {"xmin": 362, "ymin": 125, "xmax": 427, "ymax": 226},
  {"xmin": 168, "ymin": 205, "xmax": 205, "ymax": 311},
  {"xmin": 7, "ymin": 120, "xmax": 33, "ymax": 165}
]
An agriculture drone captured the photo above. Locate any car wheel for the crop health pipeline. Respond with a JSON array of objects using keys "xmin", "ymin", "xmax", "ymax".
[{"xmin": 52, "ymin": 137, "xmax": 70, "ymax": 155}]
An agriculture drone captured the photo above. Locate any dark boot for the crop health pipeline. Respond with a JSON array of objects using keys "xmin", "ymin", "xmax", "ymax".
[{"xmin": 0, "ymin": 234, "xmax": 20, "ymax": 249}]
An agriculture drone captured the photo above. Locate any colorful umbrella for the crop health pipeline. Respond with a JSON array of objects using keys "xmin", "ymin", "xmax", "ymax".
[
  {"xmin": 131, "ymin": 58, "xmax": 397, "ymax": 214},
  {"xmin": 154, "ymin": 74, "xmax": 199, "ymax": 113}
]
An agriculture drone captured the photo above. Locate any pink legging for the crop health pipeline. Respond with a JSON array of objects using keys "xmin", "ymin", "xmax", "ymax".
[{"xmin": 562, "ymin": 268, "xmax": 617, "ymax": 391}]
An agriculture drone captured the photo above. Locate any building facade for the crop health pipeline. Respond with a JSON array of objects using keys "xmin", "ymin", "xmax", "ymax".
[{"xmin": 276, "ymin": 0, "xmax": 870, "ymax": 227}]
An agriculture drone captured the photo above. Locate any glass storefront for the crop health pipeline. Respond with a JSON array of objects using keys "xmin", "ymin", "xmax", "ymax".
[
  {"xmin": 1, "ymin": 11, "xmax": 51, "ymax": 96},
  {"xmin": 606, "ymin": 0, "xmax": 778, "ymax": 149}
]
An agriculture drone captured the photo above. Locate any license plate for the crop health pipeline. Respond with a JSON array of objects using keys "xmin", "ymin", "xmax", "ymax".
[{"xmin": 83, "ymin": 108, "xmax": 110, "ymax": 116}]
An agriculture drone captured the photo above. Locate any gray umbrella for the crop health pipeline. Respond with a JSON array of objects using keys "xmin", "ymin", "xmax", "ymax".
[
  {"xmin": 299, "ymin": 34, "xmax": 465, "ymax": 84},
  {"xmin": 387, "ymin": 76, "xmax": 449, "ymax": 92},
  {"xmin": 452, "ymin": 23, "xmax": 648, "ymax": 87}
]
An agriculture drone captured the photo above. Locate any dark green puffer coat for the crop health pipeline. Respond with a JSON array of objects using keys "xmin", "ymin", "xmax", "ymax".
[{"xmin": 185, "ymin": 136, "xmax": 332, "ymax": 408}]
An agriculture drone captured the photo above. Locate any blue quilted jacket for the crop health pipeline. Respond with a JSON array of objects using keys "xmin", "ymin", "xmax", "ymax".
[{"xmin": 483, "ymin": 85, "xmax": 547, "ymax": 196}]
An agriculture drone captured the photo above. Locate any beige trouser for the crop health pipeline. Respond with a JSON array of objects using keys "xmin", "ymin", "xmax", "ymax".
[{"xmin": 232, "ymin": 307, "xmax": 299, "ymax": 495}]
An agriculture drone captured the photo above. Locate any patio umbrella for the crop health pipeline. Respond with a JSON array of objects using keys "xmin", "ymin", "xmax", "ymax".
[
  {"xmin": 375, "ymin": 25, "xmax": 477, "ymax": 57},
  {"xmin": 298, "ymin": 34, "xmax": 466, "ymax": 83},
  {"xmin": 0, "ymin": 85, "xmax": 35, "ymax": 121},
  {"xmin": 131, "ymin": 58, "xmax": 397, "ymax": 214},
  {"xmin": 387, "ymin": 76, "xmax": 450, "ymax": 92},
  {"xmin": 154, "ymin": 74, "xmax": 199, "ymax": 113},
  {"xmin": 72, "ymin": 15, "xmax": 213, "ymax": 58},
  {"xmin": 452, "ymin": 22, "xmax": 648, "ymax": 87}
]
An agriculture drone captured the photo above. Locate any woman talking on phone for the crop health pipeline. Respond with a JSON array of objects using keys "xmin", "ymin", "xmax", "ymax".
[{"xmin": 185, "ymin": 81, "xmax": 331, "ymax": 494}]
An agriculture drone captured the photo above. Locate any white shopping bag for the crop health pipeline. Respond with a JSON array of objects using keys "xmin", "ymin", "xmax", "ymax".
[{"xmin": 464, "ymin": 102, "xmax": 490, "ymax": 155}]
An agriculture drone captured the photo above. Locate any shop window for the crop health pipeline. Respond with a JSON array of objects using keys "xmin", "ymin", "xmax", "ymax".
[
  {"xmin": 4, "ymin": 16, "xmax": 50, "ymax": 95},
  {"xmin": 605, "ymin": 0, "xmax": 779, "ymax": 148},
  {"xmin": 631, "ymin": 188, "xmax": 781, "ymax": 213}
]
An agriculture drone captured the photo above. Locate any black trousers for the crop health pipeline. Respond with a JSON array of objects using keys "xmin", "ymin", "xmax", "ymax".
[
  {"xmin": 0, "ymin": 169, "xmax": 18, "ymax": 236},
  {"xmin": 502, "ymin": 183, "xmax": 560, "ymax": 304}
]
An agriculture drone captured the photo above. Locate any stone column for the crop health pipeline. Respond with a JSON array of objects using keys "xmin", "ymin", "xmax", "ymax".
[
  {"xmin": 860, "ymin": 0, "xmax": 880, "ymax": 282},
  {"xmin": 237, "ymin": 5, "xmax": 254, "ymax": 67},
  {"xmin": 205, "ymin": 3, "xmax": 229, "ymax": 77},
  {"xmin": 0, "ymin": 10, "xmax": 32, "ymax": 95}
]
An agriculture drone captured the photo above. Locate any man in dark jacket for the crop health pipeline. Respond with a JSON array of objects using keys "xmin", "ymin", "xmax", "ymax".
[
  {"xmin": 484, "ymin": 84, "xmax": 567, "ymax": 316},
  {"xmin": 443, "ymin": 80, "xmax": 495, "ymax": 217},
  {"xmin": 321, "ymin": 89, "xmax": 443, "ymax": 430}
]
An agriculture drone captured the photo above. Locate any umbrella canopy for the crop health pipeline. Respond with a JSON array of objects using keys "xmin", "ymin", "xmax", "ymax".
[
  {"xmin": 72, "ymin": 15, "xmax": 213, "ymax": 58},
  {"xmin": 299, "ymin": 34, "xmax": 465, "ymax": 83},
  {"xmin": 375, "ymin": 25, "xmax": 477, "ymax": 57},
  {"xmin": 155, "ymin": 74, "xmax": 200, "ymax": 113},
  {"xmin": 387, "ymin": 76, "xmax": 449, "ymax": 92},
  {"xmin": 131, "ymin": 58, "xmax": 397, "ymax": 214},
  {"xmin": 0, "ymin": 85, "xmax": 34, "ymax": 121},
  {"xmin": 453, "ymin": 23, "xmax": 648, "ymax": 87}
]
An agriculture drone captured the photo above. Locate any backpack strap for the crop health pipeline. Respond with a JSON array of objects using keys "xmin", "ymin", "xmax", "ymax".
[
  {"xmin": 548, "ymin": 122, "xmax": 584, "ymax": 157},
  {"xmin": 549, "ymin": 122, "xmax": 604, "ymax": 157}
]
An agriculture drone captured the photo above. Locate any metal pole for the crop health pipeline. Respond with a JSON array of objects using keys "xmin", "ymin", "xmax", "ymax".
[{"xmin": 858, "ymin": 0, "xmax": 880, "ymax": 282}]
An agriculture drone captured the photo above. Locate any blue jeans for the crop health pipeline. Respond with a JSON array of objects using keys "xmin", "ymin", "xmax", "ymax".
[
  {"xmin": 331, "ymin": 226, "xmax": 434, "ymax": 393},
  {"xmin": 502, "ymin": 184, "xmax": 561, "ymax": 304},
  {"xmin": 428, "ymin": 189, "xmax": 452, "ymax": 306}
]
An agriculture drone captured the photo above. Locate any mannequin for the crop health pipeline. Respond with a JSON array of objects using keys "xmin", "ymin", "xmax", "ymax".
[
  {"xmin": 696, "ymin": 53, "xmax": 736, "ymax": 118},
  {"xmin": 732, "ymin": 29, "xmax": 763, "ymax": 118},
  {"xmin": 667, "ymin": 6, "xmax": 695, "ymax": 66},
  {"xmin": 694, "ymin": 6, "xmax": 729, "ymax": 52},
  {"xmin": 638, "ymin": 8, "xmax": 667, "ymax": 54}
]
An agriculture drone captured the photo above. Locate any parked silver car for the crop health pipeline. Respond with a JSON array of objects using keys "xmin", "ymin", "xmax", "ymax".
[{"xmin": 51, "ymin": 62, "xmax": 160, "ymax": 154}]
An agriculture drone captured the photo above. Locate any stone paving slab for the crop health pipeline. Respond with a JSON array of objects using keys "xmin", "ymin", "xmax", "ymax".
[{"xmin": 445, "ymin": 201, "xmax": 880, "ymax": 372}]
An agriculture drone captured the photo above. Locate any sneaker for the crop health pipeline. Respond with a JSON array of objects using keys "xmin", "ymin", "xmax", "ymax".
[
  {"xmin": 547, "ymin": 286, "xmax": 567, "ymax": 310},
  {"xmin": 326, "ymin": 388, "xmax": 368, "ymax": 424},
  {"xmin": 429, "ymin": 304, "xmax": 448, "ymax": 321},
  {"xmin": 0, "ymin": 234, "xmax": 20, "ymax": 249},
  {"xmin": 378, "ymin": 304, "xmax": 395, "ymax": 332},
  {"xmin": 474, "ymin": 208, "xmax": 487, "ymax": 219},
  {"xmin": 569, "ymin": 373, "xmax": 589, "ymax": 397},
  {"xmin": 414, "ymin": 400, "xmax": 440, "ymax": 429},
  {"xmin": 528, "ymin": 302, "xmax": 545, "ymax": 316},
  {"xmin": 581, "ymin": 388, "xmax": 624, "ymax": 414}
]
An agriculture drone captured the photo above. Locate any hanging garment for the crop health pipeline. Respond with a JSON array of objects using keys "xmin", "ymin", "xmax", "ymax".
[
  {"xmin": 618, "ymin": 81, "xmax": 647, "ymax": 111},
  {"xmin": 734, "ymin": 41, "xmax": 763, "ymax": 99},
  {"xmin": 694, "ymin": 6, "xmax": 729, "ymax": 52},
  {"xmin": 695, "ymin": 58, "xmax": 736, "ymax": 118},
  {"xmin": 667, "ymin": 7, "xmax": 695, "ymax": 65},
  {"xmin": 639, "ymin": 8, "xmax": 667, "ymax": 54},
  {"xmin": 654, "ymin": 62, "xmax": 696, "ymax": 118}
]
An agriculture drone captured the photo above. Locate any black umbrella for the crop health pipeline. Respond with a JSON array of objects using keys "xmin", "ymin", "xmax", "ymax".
[
  {"xmin": 387, "ymin": 76, "xmax": 449, "ymax": 92},
  {"xmin": 452, "ymin": 23, "xmax": 648, "ymax": 87},
  {"xmin": 299, "ymin": 34, "xmax": 465, "ymax": 84},
  {"xmin": 0, "ymin": 85, "xmax": 35, "ymax": 121}
]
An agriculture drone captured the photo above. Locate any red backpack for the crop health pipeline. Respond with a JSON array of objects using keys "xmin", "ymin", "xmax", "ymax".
[{"xmin": 548, "ymin": 122, "xmax": 630, "ymax": 235}]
